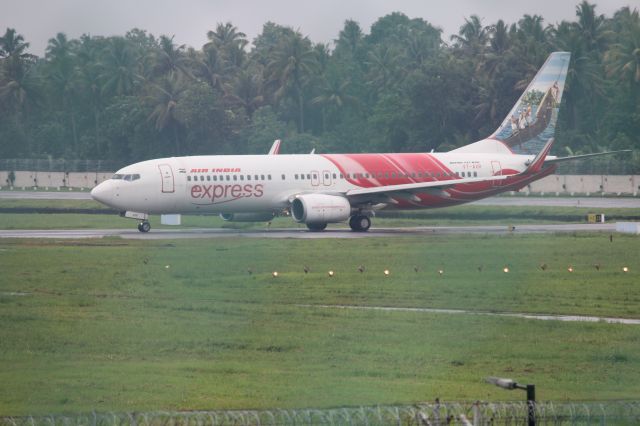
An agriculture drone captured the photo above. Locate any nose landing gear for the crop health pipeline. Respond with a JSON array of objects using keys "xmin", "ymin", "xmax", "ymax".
[{"xmin": 137, "ymin": 221, "xmax": 151, "ymax": 233}]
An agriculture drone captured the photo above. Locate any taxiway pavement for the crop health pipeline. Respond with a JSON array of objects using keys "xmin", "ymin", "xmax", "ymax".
[{"xmin": 0, "ymin": 223, "xmax": 617, "ymax": 240}]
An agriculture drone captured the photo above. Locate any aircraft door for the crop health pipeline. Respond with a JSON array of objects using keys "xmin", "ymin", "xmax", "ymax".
[
  {"xmin": 158, "ymin": 164, "xmax": 175, "ymax": 193},
  {"xmin": 311, "ymin": 170, "xmax": 320, "ymax": 187},
  {"xmin": 322, "ymin": 170, "xmax": 332, "ymax": 186},
  {"xmin": 491, "ymin": 161, "xmax": 503, "ymax": 186}
]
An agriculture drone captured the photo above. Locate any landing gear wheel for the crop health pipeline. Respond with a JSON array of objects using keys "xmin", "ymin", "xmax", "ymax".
[
  {"xmin": 306, "ymin": 222, "xmax": 327, "ymax": 232},
  {"xmin": 138, "ymin": 221, "xmax": 151, "ymax": 233},
  {"xmin": 349, "ymin": 215, "xmax": 371, "ymax": 232}
]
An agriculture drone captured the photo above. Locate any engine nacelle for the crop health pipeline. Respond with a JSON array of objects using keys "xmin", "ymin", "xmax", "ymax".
[
  {"xmin": 291, "ymin": 194, "xmax": 351, "ymax": 224},
  {"xmin": 220, "ymin": 212, "xmax": 275, "ymax": 222}
]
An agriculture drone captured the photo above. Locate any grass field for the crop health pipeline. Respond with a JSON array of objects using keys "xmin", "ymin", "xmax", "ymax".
[{"xmin": 1, "ymin": 233, "xmax": 639, "ymax": 415}]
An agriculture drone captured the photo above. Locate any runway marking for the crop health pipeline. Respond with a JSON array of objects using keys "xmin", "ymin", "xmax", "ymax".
[{"xmin": 300, "ymin": 304, "xmax": 640, "ymax": 325}]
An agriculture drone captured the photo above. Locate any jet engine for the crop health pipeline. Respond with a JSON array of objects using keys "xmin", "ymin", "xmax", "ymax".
[
  {"xmin": 291, "ymin": 194, "xmax": 351, "ymax": 224},
  {"xmin": 220, "ymin": 212, "xmax": 275, "ymax": 222}
]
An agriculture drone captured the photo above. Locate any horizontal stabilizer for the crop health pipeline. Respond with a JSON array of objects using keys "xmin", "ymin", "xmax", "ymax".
[{"xmin": 544, "ymin": 150, "xmax": 632, "ymax": 165}]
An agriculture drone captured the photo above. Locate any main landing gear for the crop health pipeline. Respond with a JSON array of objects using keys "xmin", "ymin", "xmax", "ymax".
[
  {"xmin": 349, "ymin": 214, "xmax": 371, "ymax": 232},
  {"xmin": 306, "ymin": 222, "xmax": 327, "ymax": 232},
  {"xmin": 137, "ymin": 221, "xmax": 151, "ymax": 233}
]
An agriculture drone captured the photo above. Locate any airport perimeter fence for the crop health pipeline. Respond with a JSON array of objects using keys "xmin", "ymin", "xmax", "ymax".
[
  {"xmin": 2, "ymin": 401, "xmax": 640, "ymax": 426},
  {"xmin": 0, "ymin": 159, "xmax": 124, "ymax": 173}
]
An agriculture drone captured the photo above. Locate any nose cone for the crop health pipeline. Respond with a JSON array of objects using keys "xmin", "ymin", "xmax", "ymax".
[{"xmin": 91, "ymin": 181, "xmax": 114, "ymax": 207}]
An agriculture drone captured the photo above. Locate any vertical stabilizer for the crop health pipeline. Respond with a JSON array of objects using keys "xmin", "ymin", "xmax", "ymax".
[{"xmin": 491, "ymin": 52, "xmax": 570, "ymax": 154}]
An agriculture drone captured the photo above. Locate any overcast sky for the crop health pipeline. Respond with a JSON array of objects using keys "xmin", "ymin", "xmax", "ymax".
[{"xmin": 3, "ymin": 0, "xmax": 636, "ymax": 56}]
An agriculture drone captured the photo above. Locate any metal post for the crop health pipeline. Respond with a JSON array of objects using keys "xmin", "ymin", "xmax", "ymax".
[{"xmin": 526, "ymin": 384, "xmax": 536, "ymax": 426}]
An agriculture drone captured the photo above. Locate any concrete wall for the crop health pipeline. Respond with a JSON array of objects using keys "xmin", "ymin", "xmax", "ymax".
[
  {"xmin": 1, "ymin": 170, "xmax": 640, "ymax": 195},
  {"xmin": 526, "ymin": 175, "xmax": 639, "ymax": 196}
]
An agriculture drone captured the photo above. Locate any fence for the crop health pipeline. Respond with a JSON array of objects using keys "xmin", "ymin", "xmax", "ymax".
[
  {"xmin": 0, "ymin": 159, "xmax": 125, "ymax": 173},
  {"xmin": 2, "ymin": 401, "xmax": 639, "ymax": 425}
]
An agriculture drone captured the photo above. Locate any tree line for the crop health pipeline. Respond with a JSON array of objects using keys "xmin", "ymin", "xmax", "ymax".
[{"xmin": 0, "ymin": 1, "xmax": 638, "ymax": 170}]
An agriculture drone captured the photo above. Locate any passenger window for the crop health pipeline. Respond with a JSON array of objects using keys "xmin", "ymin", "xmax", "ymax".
[
  {"xmin": 474, "ymin": 171, "xmax": 478, "ymax": 177},
  {"xmin": 300, "ymin": 174, "xmax": 304, "ymax": 180},
  {"xmin": 306, "ymin": 174, "xmax": 311, "ymax": 179},
  {"xmin": 240, "ymin": 175, "xmax": 244, "ymax": 181},
  {"xmin": 206, "ymin": 175, "xmax": 211, "ymax": 181},
  {"xmin": 333, "ymin": 173, "xmax": 337, "ymax": 179},
  {"xmin": 213, "ymin": 175, "xmax": 217, "ymax": 181},
  {"xmin": 340, "ymin": 174, "xmax": 344, "ymax": 179},
  {"xmin": 268, "ymin": 174, "xmax": 272, "ymax": 180},
  {"xmin": 281, "ymin": 174, "xmax": 285, "ymax": 180},
  {"xmin": 201, "ymin": 176, "xmax": 205, "ymax": 181},
  {"xmin": 187, "ymin": 176, "xmax": 191, "ymax": 182},
  {"xmin": 233, "ymin": 175, "xmax": 237, "ymax": 181},
  {"xmin": 226, "ymin": 175, "xmax": 230, "ymax": 181},
  {"xmin": 261, "ymin": 175, "xmax": 265, "ymax": 180},
  {"xmin": 254, "ymin": 175, "xmax": 259, "ymax": 180},
  {"xmin": 247, "ymin": 175, "xmax": 251, "ymax": 181}
]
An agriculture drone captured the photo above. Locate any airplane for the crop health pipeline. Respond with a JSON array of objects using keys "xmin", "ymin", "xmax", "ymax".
[{"xmin": 91, "ymin": 51, "xmax": 628, "ymax": 233}]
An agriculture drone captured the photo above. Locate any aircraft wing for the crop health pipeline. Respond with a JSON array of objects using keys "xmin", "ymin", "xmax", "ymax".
[
  {"xmin": 544, "ymin": 149, "xmax": 632, "ymax": 165},
  {"xmin": 345, "ymin": 174, "xmax": 510, "ymax": 202}
]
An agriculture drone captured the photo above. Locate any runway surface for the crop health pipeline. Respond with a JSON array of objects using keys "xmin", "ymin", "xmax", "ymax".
[
  {"xmin": 2, "ymin": 190, "xmax": 639, "ymax": 207},
  {"xmin": 0, "ymin": 223, "xmax": 617, "ymax": 239},
  {"xmin": 301, "ymin": 304, "xmax": 640, "ymax": 325}
]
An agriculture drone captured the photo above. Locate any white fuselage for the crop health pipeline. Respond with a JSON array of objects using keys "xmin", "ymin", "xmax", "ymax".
[{"xmin": 90, "ymin": 151, "xmax": 547, "ymax": 215}]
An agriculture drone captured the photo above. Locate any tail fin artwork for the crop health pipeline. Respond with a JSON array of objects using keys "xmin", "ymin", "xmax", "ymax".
[
  {"xmin": 450, "ymin": 52, "xmax": 570, "ymax": 157},
  {"xmin": 490, "ymin": 52, "xmax": 571, "ymax": 154}
]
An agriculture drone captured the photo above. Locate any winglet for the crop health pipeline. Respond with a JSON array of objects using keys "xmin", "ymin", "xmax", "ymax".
[
  {"xmin": 524, "ymin": 138, "xmax": 554, "ymax": 174},
  {"xmin": 268, "ymin": 139, "xmax": 281, "ymax": 155}
]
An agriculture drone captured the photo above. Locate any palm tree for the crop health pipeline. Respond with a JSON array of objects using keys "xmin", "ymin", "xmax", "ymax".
[
  {"xmin": 45, "ymin": 32, "xmax": 82, "ymax": 152},
  {"xmin": 266, "ymin": 31, "xmax": 318, "ymax": 132},
  {"xmin": 574, "ymin": 1, "xmax": 610, "ymax": 52},
  {"xmin": 451, "ymin": 15, "xmax": 489, "ymax": 56},
  {"xmin": 0, "ymin": 29, "xmax": 40, "ymax": 153},
  {"xmin": 204, "ymin": 22, "xmax": 248, "ymax": 69},
  {"xmin": 0, "ymin": 28, "xmax": 32, "ymax": 59},
  {"xmin": 100, "ymin": 36, "xmax": 138, "ymax": 97},
  {"xmin": 194, "ymin": 46, "xmax": 231, "ymax": 92},
  {"xmin": 335, "ymin": 20, "xmax": 363, "ymax": 58},
  {"xmin": 364, "ymin": 44, "xmax": 402, "ymax": 94},
  {"xmin": 311, "ymin": 76, "xmax": 359, "ymax": 132},
  {"xmin": 604, "ymin": 8, "xmax": 640, "ymax": 86},
  {"xmin": 225, "ymin": 69, "xmax": 264, "ymax": 117},
  {"xmin": 152, "ymin": 35, "xmax": 192, "ymax": 81},
  {"xmin": 147, "ymin": 75, "xmax": 186, "ymax": 154}
]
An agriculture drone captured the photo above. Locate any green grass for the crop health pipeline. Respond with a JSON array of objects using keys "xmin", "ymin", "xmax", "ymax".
[{"xmin": 1, "ymin": 234, "xmax": 639, "ymax": 415}]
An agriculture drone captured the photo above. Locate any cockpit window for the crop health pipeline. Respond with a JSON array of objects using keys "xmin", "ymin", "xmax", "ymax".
[{"xmin": 113, "ymin": 173, "xmax": 141, "ymax": 181}]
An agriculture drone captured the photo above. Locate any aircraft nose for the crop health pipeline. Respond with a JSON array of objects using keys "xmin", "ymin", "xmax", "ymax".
[{"xmin": 90, "ymin": 181, "xmax": 113, "ymax": 206}]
